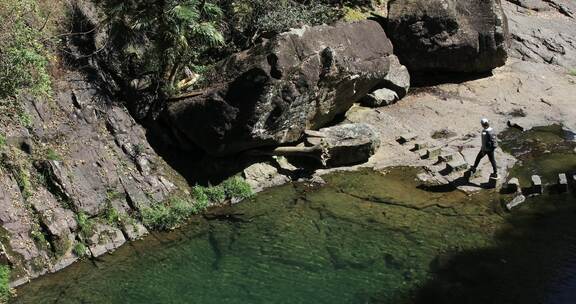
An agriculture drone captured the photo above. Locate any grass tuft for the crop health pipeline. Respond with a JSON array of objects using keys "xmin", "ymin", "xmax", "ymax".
[
  {"xmin": 73, "ymin": 242, "xmax": 88, "ymax": 258},
  {"xmin": 0, "ymin": 265, "xmax": 10, "ymax": 302}
]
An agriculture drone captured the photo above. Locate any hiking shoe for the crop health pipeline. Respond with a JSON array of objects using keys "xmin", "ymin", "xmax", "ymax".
[{"xmin": 490, "ymin": 173, "xmax": 500, "ymax": 179}]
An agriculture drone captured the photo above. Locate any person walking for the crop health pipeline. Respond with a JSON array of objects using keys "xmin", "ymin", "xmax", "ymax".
[{"xmin": 469, "ymin": 118, "xmax": 498, "ymax": 178}]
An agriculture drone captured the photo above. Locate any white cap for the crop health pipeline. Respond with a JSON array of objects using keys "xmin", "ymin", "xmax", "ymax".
[{"xmin": 481, "ymin": 118, "xmax": 489, "ymax": 125}]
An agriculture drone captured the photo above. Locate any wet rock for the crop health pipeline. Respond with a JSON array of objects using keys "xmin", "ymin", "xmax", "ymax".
[
  {"xmin": 506, "ymin": 194, "xmax": 527, "ymax": 210},
  {"xmin": 531, "ymin": 175, "xmax": 543, "ymax": 195},
  {"xmin": 558, "ymin": 173, "xmax": 568, "ymax": 192},
  {"xmin": 387, "ymin": 0, "xmax": 509, "ymax": 73},
  {"xmin": 167, "ymin": 20, "xmax": 403, "ymax": 156},
  {"xmin": 506, "ymin": 177, "xmax": 521, "ymax": 193},
  {"xmin": 122, "ymin": 222, "xmax": 149, "ymax": 241}
]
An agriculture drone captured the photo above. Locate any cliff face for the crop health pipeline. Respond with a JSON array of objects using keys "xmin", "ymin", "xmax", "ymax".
[{"xmin": 0, "ymin": 71, "xmax": 187, "ymax": 287}]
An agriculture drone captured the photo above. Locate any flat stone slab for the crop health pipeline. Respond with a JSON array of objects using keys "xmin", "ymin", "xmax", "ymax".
[
  {"xmin": 412, "ymin": 141, "xmax": 429, "ymax": 151},
  {"xmin": 438, "ymin": 152, "xmax": 454, "ymax": 163},
  {"xmin": 506, "ymin": 194, "xmax": 527, "ymax": 211},
  {"xmin": 531, "ymin": 175, "xmax": 543, "ymax": 195},
  {"xmin": 397, "ymin": 133, "xmax": 418, "ymax": 144},
  {"xmin": 558, "ymin": 173, "xmax": 568, "ymax": 192},
  {"xmin": 425, "ymin": 147, "xmax": 442, "ymax": 160},
  {"xmin": 559, "ymin": 173, "xmax": 568, "ymax": 185},
  {"xmin": 447, "ymin": 160, "xmax": 468, "ymax": 173}
]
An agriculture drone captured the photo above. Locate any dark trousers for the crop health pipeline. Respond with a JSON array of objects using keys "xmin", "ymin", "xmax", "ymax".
[{"xmin": 473, "ymin": 150, "xmax": 497, "ymax": 173}]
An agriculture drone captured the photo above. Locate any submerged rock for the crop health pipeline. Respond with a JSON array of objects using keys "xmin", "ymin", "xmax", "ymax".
[
  {"xmin": 387, "ymin": 0, "xmax": 509, "ymax": 73},
  {"xmin": 167, "ymin": 20, "xmax": 407, "ymax": 156}
]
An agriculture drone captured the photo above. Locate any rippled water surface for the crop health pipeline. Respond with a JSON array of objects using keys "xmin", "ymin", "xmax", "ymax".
[{"xmin": 13, "ymin": 126, "xmax": 576, "ymax": 304}]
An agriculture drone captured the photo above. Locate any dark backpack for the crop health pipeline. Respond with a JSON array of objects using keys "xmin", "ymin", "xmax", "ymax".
[{"xmin": 485, "ymin": 130, "xmax": 498, "ymax": 150}]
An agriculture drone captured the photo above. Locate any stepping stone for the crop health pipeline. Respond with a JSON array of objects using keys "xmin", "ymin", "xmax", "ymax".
[
  {"xmin": 417, "ymin": 150, "xmax": 428, "ymax": 159},
  {"xmin": 506, "ymin": 178, "xmax": 521, "ymax": 193},
  {"xmin": 438, "ymin": 152, "xmax": 454, "ymax": 163},
  {"xmin": 412, "ymin": 141, "xmax": 429, "ymax": 151},
  {"xmin": 506, "ymin": 194, "xmax": 527, "ymax": 211},
  {"xmin": 558, "ymin": 173, "xmax": 568, "ymax": 193},
  {"xmin": 397, "ymin": 133, "xmax": 418, "ymax": 144},
  {"xmin": 531, "ymin": 175, "xmax": 543, "ymax": 195},
  {"xmin": 447, "ymin": 160, "xmax": 468, "ymax": 173},
  {"xmin": 425, "ymin": 147, "xmax": 442, "ymax": 160}
]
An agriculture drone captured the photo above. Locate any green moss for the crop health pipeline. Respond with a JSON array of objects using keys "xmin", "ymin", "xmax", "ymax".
[
  {"xmin": 0, "ymin": 265, "xmax": 10, "ymax": 303},
  {"xmin": 569, "ymin": 69, "xmax": 576, "ymax": 76}
]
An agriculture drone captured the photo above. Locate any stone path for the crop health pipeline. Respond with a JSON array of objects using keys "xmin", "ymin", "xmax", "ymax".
[{"xmin": 505, "ymin": 173, "xmax": 576, "ymax": 210}]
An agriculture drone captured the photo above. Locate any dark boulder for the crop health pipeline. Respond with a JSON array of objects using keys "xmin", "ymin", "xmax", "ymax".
[
  {"xmin": 387, "ymin": 0, "xmax": 509, "ymax": 73},
  {"xmin": 166, "ymin": 20, "xmax": 408, "ymax": 156}
]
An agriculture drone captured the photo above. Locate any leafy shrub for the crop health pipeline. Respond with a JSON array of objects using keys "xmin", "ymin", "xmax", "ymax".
[
  {"xmin": 103, "ymin": 203, "xmax": 121, "ymax": 226},
  {"xmin": 30, "ymin": 229, "xmax": 47, "ymax": 246},
  {"xmin": 73, "ymin": 242, "xmax": 89, "ymax": 258},
  {"xmin": 0, "ymin": 0, "xmax": 52, "ymax": 99},
  {"xmin": 202, "ymin": 185, "xmax": 226, "ymax": 203},
  {"xmin": 221, "ymin": 176, "xmax": 253, "ymax": 200},
  {"xmin": 0, "ymin": 265, "xmax": 9, "ymax": 302},
  {"xmin": 141, "ymin": 197, "xmax": 206, "ymax": 231},
  {"xmin": 218, "ymin": 0, "xmax": 339, "ymax": 50},
  {"xmin": 76, "ymin": 212, "xmax": 95, "ymax": 238},
  {"xmin": 97, "ymin": 0, "xmax": 225, "ymax": 95}
]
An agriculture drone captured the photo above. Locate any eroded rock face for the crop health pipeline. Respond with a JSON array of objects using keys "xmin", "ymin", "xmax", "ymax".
[
  {"xmin": 387, "ymin": 0, "xmax": 509, "ymax": 73},
  {"xmin": 0, "ymin": 71, "xmax": 184, "ymax": 287},
  {"xmin": 505, "ymin": 0, "xmax": 576, "ymax": 69},
  {"xmin": 167, "ymin": 20, "xmax": 408, "ymax": 156}
]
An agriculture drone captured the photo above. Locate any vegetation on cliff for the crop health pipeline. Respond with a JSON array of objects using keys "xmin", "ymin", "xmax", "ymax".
[
  {"xmin": 141, "ymin": 176, "xmax": 253, "ymax": 230},
  {"xmin": 0, "ymin": 0, "xmax": 61, "ymax": 100},
  {"xmin": 0, "ymin": 265, "xmax": 9, "ymax": 303}
]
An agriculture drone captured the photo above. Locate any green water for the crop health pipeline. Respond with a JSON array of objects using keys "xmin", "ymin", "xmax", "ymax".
[{"xmin": 12, "ymin": 126, "xmax": 576, "ymax": 304}]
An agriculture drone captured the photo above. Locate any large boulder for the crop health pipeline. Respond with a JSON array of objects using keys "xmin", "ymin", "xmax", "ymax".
[
  {"xmin": 166, "ymin": 20, "xmax": 408, "ymax": 156},
  {"xmin": 387, "ymin": 0, "xmax": 509, "ymax": 73}
]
